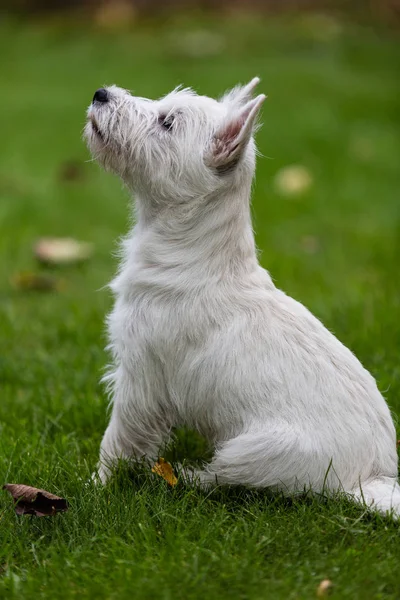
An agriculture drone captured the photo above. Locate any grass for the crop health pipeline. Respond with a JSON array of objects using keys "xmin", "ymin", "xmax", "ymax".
[{"xmin": 1, "ymin": 11, "xmax": 400, "ymax": 599}]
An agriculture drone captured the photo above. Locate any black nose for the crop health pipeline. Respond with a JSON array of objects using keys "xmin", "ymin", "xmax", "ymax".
[{"xmin": 93, "ymin": 88, "xmax": 109, "ymax": 103}]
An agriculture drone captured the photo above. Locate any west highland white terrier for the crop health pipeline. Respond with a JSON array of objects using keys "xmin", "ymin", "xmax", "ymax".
[{"xmin": 85, "ymin": 79, "xmax": 400, "ymax": 517}]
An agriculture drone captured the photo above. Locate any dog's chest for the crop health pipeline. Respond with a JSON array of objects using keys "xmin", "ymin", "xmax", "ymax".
[{"xmin": 109, "ymin": 262, "xmax": 215, "ymax": 353}]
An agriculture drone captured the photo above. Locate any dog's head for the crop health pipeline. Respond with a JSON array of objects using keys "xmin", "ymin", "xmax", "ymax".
[{"xmin": 84, "ymin": 79, "xmax": 265, "ymax": 205}]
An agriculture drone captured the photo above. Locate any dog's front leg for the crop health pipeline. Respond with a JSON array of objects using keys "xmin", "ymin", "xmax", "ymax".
[{"xmin": 96, "ymin": 363, "xmax": 171, "ymax": 484}]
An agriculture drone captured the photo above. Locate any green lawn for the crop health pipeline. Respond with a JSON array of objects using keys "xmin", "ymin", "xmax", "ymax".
[{"xmin": 1, "ymin": 13, "xmax": 400, "ymax": 599}]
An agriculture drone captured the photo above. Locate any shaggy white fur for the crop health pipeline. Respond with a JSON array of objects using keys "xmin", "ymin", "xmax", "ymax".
[{"xmin": 84, "ymin": 79, "xmax": 400, "ymax": 517}]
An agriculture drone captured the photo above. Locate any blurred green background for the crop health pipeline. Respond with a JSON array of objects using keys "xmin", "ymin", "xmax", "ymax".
[{"xmin": 0, "ymin": 3, "xmax": 400, "ymax": 599}]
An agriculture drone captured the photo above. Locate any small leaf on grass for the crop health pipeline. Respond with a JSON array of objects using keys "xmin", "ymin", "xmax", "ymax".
[
  {"xmin": 3, "ymin": 484, "xmax": 68, "ymax": 517},
  {"xmin": 12, "ymin": 272, "xmax": 64, "ymax": 292},
  {"xmin": 152, "ymin": 458, "xmax": 178, "ymax": 487},
  {"xmin": 316, "ymin": 579, "xmax": 333, "ymax": 598},
  {"xmin": 34, "ymin": 238, "xmax": 93, "ymax": 265}
]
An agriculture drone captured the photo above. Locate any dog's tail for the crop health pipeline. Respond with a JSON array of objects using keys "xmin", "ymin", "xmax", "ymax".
[{"xmin": 349, "ymin": 476, "xmax": 400, "ymax": 519}]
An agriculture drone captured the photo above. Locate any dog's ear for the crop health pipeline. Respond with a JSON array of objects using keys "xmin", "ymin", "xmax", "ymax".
[
  {"xmin": 208, "ymin": 94, "xmax": 265, "ymax": 173},
  {"xmin": 220, "ymin": 77, "xmax": 260, "ymax": 106}
]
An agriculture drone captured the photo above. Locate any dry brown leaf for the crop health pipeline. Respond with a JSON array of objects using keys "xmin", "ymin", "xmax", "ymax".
[
  {"xmin": 12, "ymin": 272, "xmax": 64, "ymax": 292},
  {"xmin": 316, "ymin": 579, "xmax": 333, "ymax": 598},
  {"xmin": 34, "ymin": 238, "xmax": 93, "ymax": 266},
  {"xmin": 152, "ymin": 458, "xmax": 178, "ymax": 487},
  {"xmin": 58, "ymin": 160, "xmax": 85, "ymax": 183},
  {"xmin": 3, "ymin": 484, "xmax": 68, "ymax": 517}
]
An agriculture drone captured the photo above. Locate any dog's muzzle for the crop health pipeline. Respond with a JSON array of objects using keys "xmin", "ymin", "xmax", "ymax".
[{"xmin": 93, "ymin": 88, "xmax": 109, "ymax": 104}]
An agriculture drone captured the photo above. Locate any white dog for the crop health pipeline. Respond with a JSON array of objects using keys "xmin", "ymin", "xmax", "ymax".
[{"xmin": 85, "ymin": 79, "xmax": 400, "ymax": 517}]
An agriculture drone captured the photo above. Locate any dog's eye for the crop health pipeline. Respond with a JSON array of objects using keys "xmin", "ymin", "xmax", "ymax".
[{"xmin": 159, "ymin": 114, "xmax": 174, "ymax": 131}]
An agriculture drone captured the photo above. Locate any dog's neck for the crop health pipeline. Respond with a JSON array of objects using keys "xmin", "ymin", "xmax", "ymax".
[{"xmin": 130, "ymin": 181, "xmax": 259, "ymax": 279}]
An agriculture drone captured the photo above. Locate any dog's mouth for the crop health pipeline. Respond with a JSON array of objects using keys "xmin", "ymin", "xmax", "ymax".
[{"xmin": 90, "ymin": 116, "xmax": 104, "ymax": 141}]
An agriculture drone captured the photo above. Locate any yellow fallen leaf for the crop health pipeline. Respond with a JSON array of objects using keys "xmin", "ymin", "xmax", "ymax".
[{"xmin": 152, "ymin": 458, "xmax": 177, "ymax": 487}]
